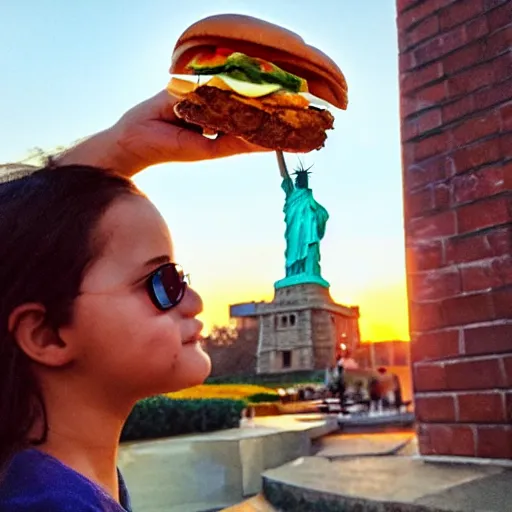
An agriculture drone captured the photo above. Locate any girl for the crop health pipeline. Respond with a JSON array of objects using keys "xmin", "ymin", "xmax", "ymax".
[
  {"xmin": 0, "ymin": 163, "xmax": 212, "ymax": 510},
  {"xmin": 0, "ymin": 90, "xmax": 266, "ymax": 511}
]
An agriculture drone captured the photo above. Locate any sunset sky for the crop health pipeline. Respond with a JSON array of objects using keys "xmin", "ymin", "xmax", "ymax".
[{"xmin": 0, "ymin": 0, "xmax": 409, "ymax": 341}]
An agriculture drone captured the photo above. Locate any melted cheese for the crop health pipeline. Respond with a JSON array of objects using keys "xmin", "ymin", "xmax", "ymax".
[
  {"xmin": 170, "ymin": 74, "xmax": 282, "ymax": 98},
  {"xmin": 168, "ymin": 74, "xmax": 335, "ymax": 110}
]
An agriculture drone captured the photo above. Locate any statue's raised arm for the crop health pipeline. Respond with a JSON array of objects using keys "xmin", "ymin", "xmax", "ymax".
[{"xmin": 276, "ymin": 151, "xmax": 294, "ymax": 197}]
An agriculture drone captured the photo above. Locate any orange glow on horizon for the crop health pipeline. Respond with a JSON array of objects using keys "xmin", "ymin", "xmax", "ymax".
[{"xmin": 198, "ymin": 278, "xmax": 410, "ymax": 342}]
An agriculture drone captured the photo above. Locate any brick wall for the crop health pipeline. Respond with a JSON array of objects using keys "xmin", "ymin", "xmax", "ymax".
[{"xmin": 396, "ymin": 0, "xmax": 512, "ymax": 460}]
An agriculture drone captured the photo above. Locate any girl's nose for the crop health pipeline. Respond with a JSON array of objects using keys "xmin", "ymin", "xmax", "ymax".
[{"xmin": 177, "ymin": 286, "xmax": 203, "ymax": 318}]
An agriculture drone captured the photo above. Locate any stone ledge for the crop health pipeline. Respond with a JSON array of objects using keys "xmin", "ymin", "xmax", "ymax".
[
  {"xmin": 337, "ymin": 411, "xmax": 416, "ymax": 429},
  {"xmin": 261, "ymin": 456, "xmax": 509, "ymax": 512},
  {"xmin": 313, "ymin": 431, "xmax": 415, "ymax": 460},
  {"xmin": 118, "ymin": 415, "xmax": 338, "ymax": 512}
]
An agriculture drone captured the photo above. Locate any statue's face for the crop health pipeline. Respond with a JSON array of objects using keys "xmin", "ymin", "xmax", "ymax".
[{"xmin": 295, "ymin": 174, "xmax": 309, "ymax": 189}]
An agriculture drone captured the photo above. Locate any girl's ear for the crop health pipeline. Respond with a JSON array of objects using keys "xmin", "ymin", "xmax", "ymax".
[{"xmin": 8, "ymin": 304, "xmax": 75, "ymax": 367}]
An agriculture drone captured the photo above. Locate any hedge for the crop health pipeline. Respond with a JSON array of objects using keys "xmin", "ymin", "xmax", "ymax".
[
  {"xmin": 247, "ymin": 392, "xmax": 281, "ymax": 403},
  {"xmin": 120, "ymin": 395, "xmax": 247, "ymax": 442},
  {"xmin": 206, "ymin": 369, "xmax": 325, "ymax": 386}
]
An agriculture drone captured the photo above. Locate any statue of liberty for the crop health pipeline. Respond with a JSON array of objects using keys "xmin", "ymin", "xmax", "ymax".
[{"xmin": 275, "ymin": 151, "xmax": 330, "ymax": 289}]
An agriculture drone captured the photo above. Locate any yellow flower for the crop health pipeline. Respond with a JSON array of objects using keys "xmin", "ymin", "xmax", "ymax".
[{"xmin": 167, "ymin": 384, "xmax": 278, "ymax": 400}]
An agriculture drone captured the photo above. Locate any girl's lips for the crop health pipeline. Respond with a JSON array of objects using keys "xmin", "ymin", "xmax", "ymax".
[
  {"xmin": 182, "ymin": 336, "xmax": 200, "ymax": 345},
  {"xmin": 182, "ymin": 323, "xmax": 203, "ymax": 345},
  {"xmin": 181, "ymin": 318, "xmax": 204, "ymax": 345}
]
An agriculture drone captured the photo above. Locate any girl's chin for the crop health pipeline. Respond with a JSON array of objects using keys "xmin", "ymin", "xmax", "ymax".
[{"xmin": 165, "ymin": 345, "xmax": 212, "ymax": 392}]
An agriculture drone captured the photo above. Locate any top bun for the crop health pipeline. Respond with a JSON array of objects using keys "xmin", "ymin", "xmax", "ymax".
[{"xmin": 170, "ymin": 14, "xmax": 348, "ymax": 110}]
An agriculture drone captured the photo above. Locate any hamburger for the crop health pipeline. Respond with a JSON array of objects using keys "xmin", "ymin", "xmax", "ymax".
[{"xmin": 167, "ymin": 14, "xmax": 348, "ymax": 153}]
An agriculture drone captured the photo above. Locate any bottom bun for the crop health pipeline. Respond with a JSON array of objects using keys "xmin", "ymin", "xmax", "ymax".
[{"xmin": 173, "ymin": 86, "xmax": 334, "ymax": 152}]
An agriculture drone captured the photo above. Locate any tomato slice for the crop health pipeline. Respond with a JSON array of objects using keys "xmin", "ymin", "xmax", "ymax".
[
  {"xmin": 191, "ymin": 51, "xmax": 229, "ymax": 68},
  {"xmin": 254, "ymin": 58, "xmax": 274, "ymax": 73},
  {"xmin": 215, "ymin": 47, "xmax": 235, "ymax": 57}
]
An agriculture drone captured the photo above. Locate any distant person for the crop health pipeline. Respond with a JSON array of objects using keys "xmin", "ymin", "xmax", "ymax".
[
  {"xmin": 324, "ymin": 364, "xmax": 339, "ymax": 397},
  {"xmin": 393, "ymin": 374, "xmax": 403, "ymax": 412},
  {"xmin": 369, "ymin": 377, "xmax": 381, "ymax": 413},
  {"xmin": 337, "ymin": 349, "xmax": 359, "ymax": 370},
  {"xmin": 335, "ymin": 358, "xmax": 346, "ymax": 411}
]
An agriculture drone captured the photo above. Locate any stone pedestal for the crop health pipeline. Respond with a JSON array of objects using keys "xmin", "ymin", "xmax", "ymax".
[{"xmin": 255, "ymin": 283, "xmax": 360, "ymax": 374}]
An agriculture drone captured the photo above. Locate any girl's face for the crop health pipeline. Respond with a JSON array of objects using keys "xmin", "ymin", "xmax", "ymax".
[{"xmin": 58, "ymin": 194, "xmax": 211, "ymax": 399}]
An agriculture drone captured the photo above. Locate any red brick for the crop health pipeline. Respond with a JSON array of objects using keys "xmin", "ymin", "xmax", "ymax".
[
  {"xmin": 504, "ymin": 356, "xmax": 512, "ymax": 386},
  {"xmin": 461, "ymin": 255, "xmax": 512, "ymax": 292},
  {"xmin": 406, "ymin": 15, "xmax": 440, "ymax": 49},
  {"xmin": 410, "ymin": 268, "xmax": 461, "ymax": 301},
  {"xmin": 414, "ymin": 25, "xmax": 467, "ymax": 66},
  {"xmin": 439, "ymin": 0, "xmax": 484, "ymax": 31},
  {"xmin": 458, "ymin": 392, "xmax": 505, "ymax": 422},
  {"xmin": 433, "ymin": 182, "xmax": 451, "ymax": 210},
  {"xmin": 402, "ymin": 82, "xmax": 447, "ymax": 118},
  {"xmin": 445, "ymin": 226, "xmax": 512, "ymax": 264},
  {"xmin": 442, "ymin": 95, "xmax": 475, "ymax": 124},
  {"xmin": 443, "ymin": 41, "xmax": 487, "ymax": 75},
  {"xmin": 416, "ymin": 395, "xmax": 456, "ymax": 422},
  {"xmin": 404, "ymin": 155, "xmax": 450, "ymax": 190},
  {"xmin": 402, "ymin": 118, "xmax": 419, "ymax": 141},
  {"xmin": 483, "ymin": 0, "xmax": 510, "ymax": 11},
  {"xmin": 476, "ymin": 425, "xmax": 512, "ymax": 459},
  {"xmin": 418, "ymin": 108, "xmax": 444, "ymax": 134},
  {"xmin": 492, "ymin": 255, "xmax": 512, "ymax": 289},
  {"xmin": 489, "ymin": 27, "xmax": 512, "ymax": 58},
  {"xmin": 501, "ymin": 102, "xmax": 512, "ymax": 131},
  {"xmin": 457, "ymin": 196, "xmax": 512, "ymax": 235},
  {"xmin": 398, "ymin": 0, "xmax": 445, "ymax": 33},
  {"xmin": 445, "ymin": 358, "xmax": 506, "ymax": 390},
  {"xmin": 452, "ymin": 139, "xmax": 502, "ymax": 175},
  {"xmin": 410, "ymin": 301, "xmax": 445, "ymax": 331},
  {"xmin": 484, "ymin": 51, "xmax": 511, "ymax": 90},
  {"xmin": 493, "ymin": 287, "xmax": 512, "ymax": 318},
  {"xmin": 441, "ymin": 292, "xmax": 495, "ymax": 326},
  {"xmin": 415, "ymin": 132, "xmax": 453, "ymax": 161},
  {"xmin": 414, "ymin": 362, "xmax": 447, "ymax": 391},
  {"xmin": 453, "ymin": 164, "xmax": 512, "ymax": 205},
  {"xmin": 399, "ymin": 51, "xmax": 417, "ymax": 73},
  {"xmin": 408, "ymin": 210, "xmax": 457, "ymax": 240},
  {"xmin": 499, "ymin": 133, "xmax": 512, "ymax": 160},
  {"xmin": 447, "ymin": 61, "xmax": 496, "ymax": 98},
  {"xmin": 396, "ymin": 0, "xmax": 421, "ymax": 14},
  {"xmin": 474, "ymin": 78, "xmax": 512, "ymax": 111},
  {"xmin": 406, "ymin": 186, "xmax": 434, "ymax": 216},
  {"xmin": 506, "ymin": 392, "xmax": 512, "ymax": 423},
  {"xmin": 465, "ymin": 323, "xmax": 512, "ymax": 355},
  {"xmin": 410, "ymin": 329, "xmax": 460, "ymax": 362},
  {"xmin": 406, "ymin": 240, "xmax": 444, "ymax": 272},
  {"xmin": 466, "ymin": 16, "xmax": 490, "ymax": 41},
  {"xmin": 402, "ymin": 62, "xmax": 444, "ymax": 94},
  {"xmin": 418, "ymin": 424, "xmax": 476, "ymax": 457},
  {"xmin": 486, "ymin": 2, "xmax": 512, "ymax": 31},
  {"xmin": 452, "ymin": 110, "xmax": 501, "ymax": 147}
]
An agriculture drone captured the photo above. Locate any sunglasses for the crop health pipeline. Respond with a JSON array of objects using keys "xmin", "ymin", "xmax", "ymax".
[{"xmin": 146, "ymin": 263, "xmax": 190, "ymax": 311}]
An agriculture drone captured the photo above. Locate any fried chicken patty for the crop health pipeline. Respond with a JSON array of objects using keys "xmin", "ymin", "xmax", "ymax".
[{"xmin": 174, "ymin": 86, "xmax": 335, "ymax": 152}]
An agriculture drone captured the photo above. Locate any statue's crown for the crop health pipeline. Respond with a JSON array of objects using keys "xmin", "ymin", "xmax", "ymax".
[{"xmin": 292, "ymin": 160, "xmax": 314, "ymax": 176}]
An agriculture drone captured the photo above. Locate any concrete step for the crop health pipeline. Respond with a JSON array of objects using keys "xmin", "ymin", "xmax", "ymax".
[
  {"xmin": 261, "ymin": 456, "xmax": 510, "ymax": 511},
  {"xmin": 337, "ymin": 411, "xmax": 415, "ymax": 429}
]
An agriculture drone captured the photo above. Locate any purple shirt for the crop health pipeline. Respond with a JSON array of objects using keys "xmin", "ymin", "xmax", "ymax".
[{"xmin": 0, "ymin": 449, "xmax": 131, "ymax": 511}]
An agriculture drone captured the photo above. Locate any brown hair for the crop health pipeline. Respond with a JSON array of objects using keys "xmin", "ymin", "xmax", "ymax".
[{"xmin": 0, "ymin": 164, "xmax": 141, "ymax": 470}]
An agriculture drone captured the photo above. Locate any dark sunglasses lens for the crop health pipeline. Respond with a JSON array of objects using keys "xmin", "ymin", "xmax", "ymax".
[{"xmin": 151, "ymin": 265, "xmax": 184, "ymax": 309}]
